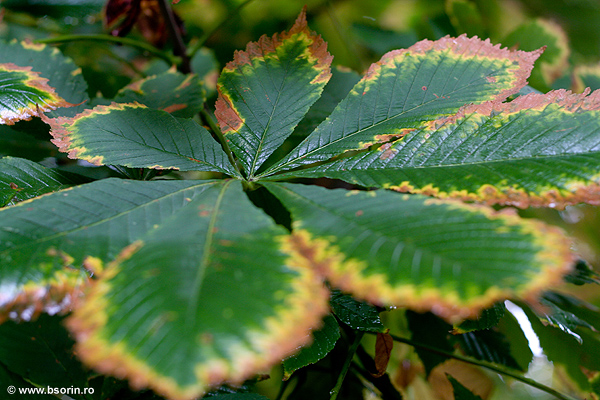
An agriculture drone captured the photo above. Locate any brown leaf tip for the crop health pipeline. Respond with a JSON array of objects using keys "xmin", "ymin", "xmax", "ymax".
[{"xmin": 223, "ymin": 7, "xmax": 332, "ymax": 79}]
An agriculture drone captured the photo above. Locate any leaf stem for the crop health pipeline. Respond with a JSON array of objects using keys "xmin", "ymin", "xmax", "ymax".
[
  {"xmin": 383, "ymin": 333, "xmax": 581, "ymax": 400},
  {"xmin": 187, "ymin": 0, "xmax": 256, "ymax": 58},
  {"xmin": 330, "ymin": 330, "xmax": 364, "ymax": 400},
  {"xmin": 200, "ymin": 107, "xmax": 243, "ymax": 178},
  {"xmin": 156, "ymin": 0, "xmax": 191, "ymax": 73},
  {"xmin": 35, "ymin": 34, "xmax": 179, "ymax": 65}
]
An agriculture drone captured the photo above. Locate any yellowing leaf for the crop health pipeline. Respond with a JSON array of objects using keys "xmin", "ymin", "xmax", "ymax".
[{"xmin": 0, "ymin": 63, "xmax": 74, "ymax": 125}]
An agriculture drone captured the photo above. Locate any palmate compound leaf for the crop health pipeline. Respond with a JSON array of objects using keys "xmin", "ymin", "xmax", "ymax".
[
  {"xmin": 43, "ymin": 103, "xmax": 239, "ymax": 176},
  {"xmin": 66, "ymin": 180, "xmax": 329, "ymax": 400},
  {"xmin": 0, "ymin": 63, "xmax": 75, "ymax": 125},
  {"xmin": 264, "ymin": 182, "xmax": 574, "ymax": 322},
  {"xmin": 214, "ymin": 7, "xmax": 333, "ymax": 177},
  {"xmin": 261, "ymin": 35, "xmax": 542, "ymax": 176},
  {"xmin": 275, "ymin": 89, "xmax": 600, "ymax": 209}
]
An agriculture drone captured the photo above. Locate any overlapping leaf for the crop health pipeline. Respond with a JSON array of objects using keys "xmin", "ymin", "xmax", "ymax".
[
  {"xmin": 503, "ymin": 18, "xmax": 569, "ymax": 90},
  {"xmin": 66, "ymin": 180, "xmax": 329, "ymax": 400},
  {"xmin": 43, "ymin": 103, "xmax": 238, "ymax": 176},
  {"xmin": 277, "ymin": 90, "xmax": 600, "ymax": 209},
  {"xmin": 282, "ymin": 314, "xmax": 340, "ymax": 379},
  {"xmin": 0, "ymin": 63, "xmax": 74, "ymax": 125},
  {"xmin": 0, "ymin": 40, "xmax": 89, "ymax": 117},
  {"xmin": 110, "ymin": 68, "xmax": 205, "ymax": 118},
  {"xmin": 263, "ymin": 35, "xmax": 542, "ymax": 175},
  {"xmin": 214, "ymin": 8, "xmax": 333, "ymax": 177},
  {"xmin": 0, "ymin": 157, "xmax": 89, "ymax": 207},
  {"xmin": 265, "ymin": 182, "xmax": 574, "ymax": 321},
  {"xmin": 0, "ymin": 179, "xmax": 224, "ymax": 321}
]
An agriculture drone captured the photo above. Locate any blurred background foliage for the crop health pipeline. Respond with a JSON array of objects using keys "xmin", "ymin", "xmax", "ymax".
[{"xmin": 2, "ymin": 1, "xmax": 600, "ymax": 398}]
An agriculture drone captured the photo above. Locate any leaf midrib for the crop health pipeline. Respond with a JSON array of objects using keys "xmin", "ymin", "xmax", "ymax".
[
  {"xmin": 0, "ymin": 180, "xmax": 220, "ymax": 258},
  {"xmin": 186, "ymin": 179, "xmax": 231, "ymax": 327},
  {"xmin": 261, "ymin": 56, "xmax": 508, "ymax": 177}
]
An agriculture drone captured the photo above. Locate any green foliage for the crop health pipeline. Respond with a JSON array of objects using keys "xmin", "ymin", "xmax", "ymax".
[{"xmin": 1, "ymin": 2, "xmax": 600, "ymax": 400}]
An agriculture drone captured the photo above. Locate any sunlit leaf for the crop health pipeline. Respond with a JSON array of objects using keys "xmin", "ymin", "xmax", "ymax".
[
  {"xmin": 278, "ymin": 90, "xmax": 600, "ymax": 209},
  {"xmin": 264, "ymin": 35, "xmax": 541, "ymax": 175},
  {"xmin": 0, "ymin": 63, "xmax": 74, "ymax": 125},
  {"xmin": 43, "ymin": 103, "xmax": 238, "ymax": 176},
  {"xmin": 67, "ymin": 180, "xmax": 329, "ymax": 400},
  {"xmin": 266, "ymin": 182, "xmax": 574, "ymax": 321},
  {"xmin": 214, "ymin": 8, "xmax": 333, "ymax": 177}
]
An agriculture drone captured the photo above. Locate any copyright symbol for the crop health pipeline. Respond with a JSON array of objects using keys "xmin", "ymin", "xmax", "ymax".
[{"xmin": 7, "ymin": 386, "xmax": 16, "ymax": 394}]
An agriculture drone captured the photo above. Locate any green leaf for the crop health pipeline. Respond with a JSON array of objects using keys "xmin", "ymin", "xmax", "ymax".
[
  {"xmin": 503, "ymin": 18, "xmax": 570, "ymax": 90},
  {"xmin": 294, "ymin": 66, "xmax": 361, "ymax": 139},
  {"xmin": 43, "ymin": 103, "xmax": 239, "ymax": 176},
  {"xmin": 455, "ymin": 330, "xmax": 521, "ymax": 370},
  {"xmin": 522, "ymin": 304, "xmax": 600, "ymax": 390},
  {"xmin": 112, "ymin": 68, "xmax": 206, "ymax": 118},
  {"xmin": 0, "ymin": 63, "xmax": 74, "ymax": 125},
  {"xmin": 541, "ymin": 291, "xmax": 600, "ymax": 332},
  {"xmin": 0, "ymin": 125, "xmax": 57, "ymax": 161},
  {"xmin": 278, "ymin": 90, "xmax": 600, "ymax": 209},
  {"xmin": 264, "ymin": 35, "xmax": 541, "ymax": 176},
  {"xmin": 330, "ymin": 290, "xmax": 384, "ymax": 332},
  {"xmin": 455, "ymin": 302, "xmax": 506, "ymax": 333},
  {"xmin": 0, "ymin": 40, "xmax": 89, "ymax": 117},
  {"xmin": 0, "ymin": 156, "xmax": 90, "ymax": 207},
  {"xmin": 191, "ymin": 47, "xmax": 219, "ymax": 99},
  {"xmin": 574, "ymin": 64, "xmax": 600, "ymax": 92},
  {"xmin": 447, "ymin": 375, "xmax": 484, "ymax": 400},
  {"xmin": 496, "ymin": 309, "xmax": 533, "ymax": 371},
  {"xmin": 0, "ymin": 179, "xmax": 226, "ymax": 321},
  {"xmin": 214, "ymin": 8, "xmax": 333, "ymax": 177},
  {"xmin": 563, "ymin": 259, "xmax": 600, "ymax": 285},
  {"xmin": 65, "ymin": 180, "xmax": 330, "ymax": 400},
  {"xmin": 0, "ymin": 315, "xmax": 88, "ymax": 389},
  {"xmin": 265, "ymin": 182, "xmax": 574, "ymax": 321},
  {"xmin": 283, "ymin": 314, "xmax": 340, "ymax": 379},
  {"xmin": 446, "ymin": 0, "xmax": 485, "ymax": 38},
  {"xmin": 0, "ymin": 362, "xmax": 56, "ymax": 400},
  {"xmin": 407, "ymin": 311, "xmax": 453, "ymax": 376}
]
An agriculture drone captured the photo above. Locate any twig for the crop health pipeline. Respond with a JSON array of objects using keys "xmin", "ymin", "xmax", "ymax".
[
  {"xmin": 188, "ymin": 0, "xmax": 256, "ymax": 58},
  {"xmin": 157, "ymin": 0, "xmax": 190, "ymax": 73},
  {"xmin": 35, "ymin": 34, "xmax": 179, "ymax": 65},
  {"xmin": 330, "ymin": 331, "xmax": 364, "ymax": 400},
  {"xmin": 383, "ymin": 332, "xmax": 581, "ymax": 400}
]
